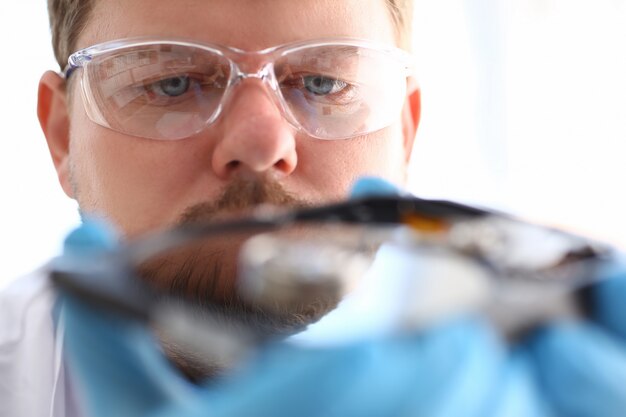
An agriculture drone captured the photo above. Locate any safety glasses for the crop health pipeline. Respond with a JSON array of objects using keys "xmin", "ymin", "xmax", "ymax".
[{"xmin": 65, "ymin": 37, "xmax": 416, "ymax": 140}]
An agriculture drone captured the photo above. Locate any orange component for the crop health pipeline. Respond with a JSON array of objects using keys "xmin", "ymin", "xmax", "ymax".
[{"xmin": 402, "ymin": 214, "xmax": 449, "ymax": 234}]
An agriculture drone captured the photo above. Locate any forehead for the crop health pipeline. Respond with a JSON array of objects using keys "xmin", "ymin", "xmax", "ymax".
[{"xmin": 78, "ymin": 0, "xmax": 397, "ymax": 51}]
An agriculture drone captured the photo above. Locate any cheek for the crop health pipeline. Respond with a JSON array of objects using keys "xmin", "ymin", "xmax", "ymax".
[
  {"xmin": 68, "ymin": 120, "xmax": 202, "ymax": 235},
  {"xmin": 298, "ymin": 125, "xmax": 408, "ymax": 196},
  {"xmin": 348, "ymin": 128, "xmax": 407, "ymax": 180}
]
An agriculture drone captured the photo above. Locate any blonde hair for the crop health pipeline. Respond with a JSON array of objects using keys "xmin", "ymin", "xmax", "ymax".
[
  {"xmin": 386, "ymin": 0, "xmax": 414, "ymax": 50},
  {"xmin": 48, "ymin": 0, "xmax": 414, "ymax": 70}
]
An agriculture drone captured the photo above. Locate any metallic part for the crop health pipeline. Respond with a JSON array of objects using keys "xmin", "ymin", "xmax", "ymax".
[
  {"xmin": 50, "ymin": 195, "xmax": 618, "ymax": 360},
  {"xmin": 238, "ymin": 229, "xmax": 375, "ymax": 309},
  {"xmin": 483, "ymin": 276, "xmax": 585, "ymax": 339},
  {"xmin": 389, "ymin": 245, "xmax": 492, "ymax": 330},
  {"xmin": 446, "ymin": 215, "xmax": 611, "ymax": 281}
]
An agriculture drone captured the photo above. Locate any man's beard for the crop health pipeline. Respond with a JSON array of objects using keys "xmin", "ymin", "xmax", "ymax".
[{"xmin": 136, "ymin": 178, "xmax": 343, "ymax": 381}]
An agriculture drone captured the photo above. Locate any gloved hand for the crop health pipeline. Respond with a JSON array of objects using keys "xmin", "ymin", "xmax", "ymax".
[
  {"xmin": 526, "ymin": 259, "xmax": 626, "ymax": 417},
  {"xmin": 57, "ymin": 179, "xmax": 514, "ymax": 417},
  {"xmin": 355, "ymin": 178, "xmax": 626, "ymax": 417},
  {"xmin": 57, "ymin": 179, "xmax": 626, "ymax": 417},
  {"xmin": 60, "ymin": 220, "xmax": 511, "ymax": 416},
  {"xmin": 65, "ymin": 297, "xmax": 509, "ymax": 417}
]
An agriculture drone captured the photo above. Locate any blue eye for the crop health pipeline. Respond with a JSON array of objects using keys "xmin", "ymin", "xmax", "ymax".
[
  {"xmin": 303, "ymin": 76, "xmax": 347, "ymax": 96},
  {"xmin": 154, "ymin": 76, "xmax": 191, "ymax": 97}
]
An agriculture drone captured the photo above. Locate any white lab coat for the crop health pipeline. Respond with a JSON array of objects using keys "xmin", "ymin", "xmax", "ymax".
[{"xmin": 0, "ymin": 268, "xmax": 81, "ymax": 417}]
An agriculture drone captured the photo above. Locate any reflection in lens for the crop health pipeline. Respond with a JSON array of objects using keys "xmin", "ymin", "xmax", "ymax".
[
  {"xmin": 84, "ymin": 43, "xmax": 231, "ymax": 140},
  {"xmin": 274, "ymin": 45, "xmax": 407, "ymax": 139}
]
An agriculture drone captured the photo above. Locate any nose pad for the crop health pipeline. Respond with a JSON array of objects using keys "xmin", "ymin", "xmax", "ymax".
[{"xmin": 211, "ymin": 78, "xmax": 298, "ymax": 180}]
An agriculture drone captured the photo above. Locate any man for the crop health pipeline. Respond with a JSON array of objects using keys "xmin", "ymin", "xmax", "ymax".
[
  {"xmin": 1, "ymin": 0, "xmax": 419, "ymax": 415},
  {"xmin": 41, "ymin": 0, "xmax": 419, "ymax": 325},
  {"xmin": 4, "ymin": 1, "xmax": 626, "ymax": 416}
]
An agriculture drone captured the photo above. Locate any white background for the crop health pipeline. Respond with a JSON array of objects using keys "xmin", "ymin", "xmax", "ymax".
[{"xmin": 1, "ymin": 0, "xmax": 625, "ymax": 287}]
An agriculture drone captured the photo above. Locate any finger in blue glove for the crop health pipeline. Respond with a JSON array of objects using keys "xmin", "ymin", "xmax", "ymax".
[
  {"xmin": 589, "ymin": 257, "xmax": 626, "ymax": 342},
  {"xmin": 60, "ymin": 220, "xmax": 198, "ymax": 417},
  {"xmin": 171, "ymin": 318, "xmax": 506, "ymax": 417},
  {"xmin": 350, "ymin": 176, "xmax": 403, "ymax": 199},
  {"xmin": 529, "ymin": 322, "xmax": 626, "ymax": 417}
]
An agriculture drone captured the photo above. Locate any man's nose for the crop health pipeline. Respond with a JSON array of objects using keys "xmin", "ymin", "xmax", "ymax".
[{"xmin": 211, "ymin": 81, "xmax": 298, "ymax": 180}]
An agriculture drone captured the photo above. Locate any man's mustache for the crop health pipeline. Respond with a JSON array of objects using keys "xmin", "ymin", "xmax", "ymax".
[{"xmin": 177, "ymin": 178, "xmax": 309, "ymax": 226}]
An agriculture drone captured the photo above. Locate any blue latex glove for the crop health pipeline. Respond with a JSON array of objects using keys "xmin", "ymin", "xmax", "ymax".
[
  {"xmin": 57, "ymin": 180, "xmax": 516, "ymax": 417},
  {"xmin": 527, "ymin": 259, "xmax": 626, "ymax": 417},
  {"xmin": 357, "ymin": 178, "xmax": 626, "ymax": 416},
  {"xmin": 57, "ymin": 179, "xmax": 626, "ymax": 417},
  {"xmin": 60, "ymin": 217, "xmax": 512, "ymax": 417},
  {"xmin": 65, "ymin": 297, "xmax": 508, "ymax": 416}
]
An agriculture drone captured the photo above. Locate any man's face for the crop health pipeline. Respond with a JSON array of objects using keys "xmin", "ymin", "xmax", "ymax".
[
  {"xmin": 39, "ymin": 0, "xmax": 420, "ymax": 370},
  {"xmin": 52, "ymin": 0, "xmax": 418, "ymax": 238}
]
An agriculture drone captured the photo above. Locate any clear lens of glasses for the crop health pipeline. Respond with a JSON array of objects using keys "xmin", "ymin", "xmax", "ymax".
[{"xmin": 75, "ymin": 42, "xmax": 410, "ymax": 140}]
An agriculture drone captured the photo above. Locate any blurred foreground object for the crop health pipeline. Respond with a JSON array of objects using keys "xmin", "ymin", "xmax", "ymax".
[
  {"xmin": 51, "ymin": 188, "xmax": 614, "ymax": 361},
  {"xmin": 49, "ymin": 178, "xmax": 626, "ymax": 417}
]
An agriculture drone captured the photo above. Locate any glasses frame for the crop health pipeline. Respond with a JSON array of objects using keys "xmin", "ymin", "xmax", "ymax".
[{"xmin": 64, "ymin": 37, "xmax": 418, "ymax": 140}]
